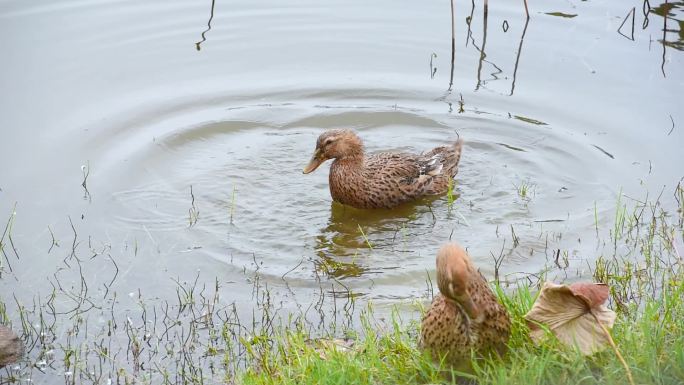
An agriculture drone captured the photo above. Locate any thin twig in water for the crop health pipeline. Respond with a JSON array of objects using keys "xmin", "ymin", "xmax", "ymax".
[
  {"xmin": 642, "ymin": 0, "xmax": 652, "ymax": 29},
  {"xmin": 661, "ymin": 0, "xmax": 667, "ymax": 78},
  {"xmin": 465, "ymin": 0, "xmax": 475, "ymax": 47},
  {"xmin": 195, "ymin": 0, "xmax": 216, "ymax": 51},
  {"xmin": 617, "ymin": 7, "xmax": 636, "ymax": 41},
  {"xmin": 491, "ymin": 239, "xmax": 506, "ymax": 283},
  {"xmin": 426, "ymin": 204, "xmax": 437, "ymax": 225},
  {"xmin": 66, "ymin": 216, "xmax": 79, "ymax": 263},
  {"xmin": 281, "ymin": 257, "xmax": 305, "ymax": 281},
  {"xmin": 81, "ymin": 162, "xmax": 91, "ymax": 202},
  {"xmin": 448, "ymin": 0, "xmax": 456, "ymax": 90},
  {"xmin": 103, "ymin": 254, "xmax": 119, "ymax": 299},
  {"xmin": 429, "ymin": 53, "xmax": 438, "ymax": 79},
  {"xmin": 510, "ymin": 15, "xmax": 530, "ymax": 96},
  {"xmin": 188, "ymin": 185, "xmax": 199, "ymax": 227},
  {"xmin": 0, "ymin": 204, "xmax": 18, "ymax": 273},
  {"xmin": 425, "ymin": 269, "xmax": 434, "ymax": 299},
  {"xmin": 47, "ymin": 225, "xmax": 59, "ymax": 254},
  {"xmin": 511, "ymin": 225, "xmax": 520, "ymax": 248},
  {"xmin": 475, "ymin": 0, "xmax": 491, "ymax": 90}
]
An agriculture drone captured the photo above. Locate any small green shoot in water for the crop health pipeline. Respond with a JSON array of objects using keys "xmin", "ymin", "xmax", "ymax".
[
  {"xmin": 594, "ymin": 201, "xmax": 599, "ymax": 233},
  {"xmin": 447, "ymin": 178, "xmax": 456, "ymax": 206},
  {"xmin": 0, "ymin": 204, "xmax": 17, "ymax": 257},
  {"xmin": 513, "ymin": 179, "xmax": 535, "ymax": 201},
  {"xmin": 613, "ymin": 188, "xmax": 627, "ymax": 241},
  {"xmin": 446, "ymin": 179, "xmax": 471, "ymax": 226},
  {"xmin": 357, "ymin": 224, "xmax": 373, "ymax": 250}
]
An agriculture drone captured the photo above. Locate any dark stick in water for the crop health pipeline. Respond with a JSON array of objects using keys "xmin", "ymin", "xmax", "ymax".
[
  {"xmin": 642, "ymin": 0, "xmax": 651, "ymax": 29},
  {"xmin": 81, "ymin": 161, "xmax": 91, "ymax": 202},
  {"xmin": 510, "ymin": 15, "xmax": 530, "ymax": 96},
  {"xmin": 465, "ymin": 0, "xmax": 475, "ymax": 47},
  {"xmin": 475, "ymin": 0, "xmax": 489, "ymax": 90},
  {"xmin": 196, "ymin": 0, "xmax": 216, "ymax": 51},
  {"xmin": 448, "ymin": 0, "xmax": 456, "ymax": 91},
  {"xmin": 660, "ymin": 0, "xmax": 667, "ymax": 77},
  {"xmin": 617, "ymin": 7, "xmax": 636, "ymax": 41}
]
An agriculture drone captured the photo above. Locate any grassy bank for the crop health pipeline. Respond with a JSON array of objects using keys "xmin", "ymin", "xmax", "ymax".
[
  {"xmin": 1, "ymin": 183, "xmax": 683, "ymax": 384},
  {"xmin": 240, "ymin": 183, "xmax": 684, "ymax": 385},
  {"xmin": 239, "ymin": 277, "xmax": 683, "ymax": 385}
]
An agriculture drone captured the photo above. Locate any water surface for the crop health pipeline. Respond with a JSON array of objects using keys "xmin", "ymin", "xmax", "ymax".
[{"xmin": 0, "ymin": 0, "xmax": 682, "ymax": 380}]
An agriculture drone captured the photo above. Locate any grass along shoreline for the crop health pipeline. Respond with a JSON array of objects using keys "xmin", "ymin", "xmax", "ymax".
[
  {"xmin": 241, "ymin": 182, "xmax": 684, "ymax": 385},
  {"xmin": 1, "ymin": 182, "xmax": 683, "ymax": 384},
  {"xmin": 240, "ymin": 273, "xmax": 683, "ymax": 385}
]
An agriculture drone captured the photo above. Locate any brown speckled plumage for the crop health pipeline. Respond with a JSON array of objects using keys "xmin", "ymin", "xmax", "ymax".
[
  {"xmin": 420, "ymin": 243, "xmax": 510, "ymax": 369},
  {"xmin": 302, "ymin": 129, "xmax": 463, "ymax": 209},
  {"xmin": 0, "ymin": 325, "xmax": 24, "ymax": 368}
]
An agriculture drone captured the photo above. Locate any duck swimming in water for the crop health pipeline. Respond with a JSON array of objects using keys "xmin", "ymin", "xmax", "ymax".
[{"xmin": 302, "ymin": 129, "xmax": 463, "ymax": 209}]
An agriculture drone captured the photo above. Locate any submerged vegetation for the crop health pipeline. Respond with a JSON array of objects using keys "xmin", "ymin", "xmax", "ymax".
[
  {"xmin": 513, "ymin": 179, "xmax": 535, "ymax": 201},
  {"xmin": 446, "ymin": 177, "xmax": 456, "ymax": 206},
  {"xmin": 1, "ymin": 182, "xmax": 683, "ymax": 384}
]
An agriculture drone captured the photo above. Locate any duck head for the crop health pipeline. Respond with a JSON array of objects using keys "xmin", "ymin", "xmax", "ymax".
[
  {"xmin": 436, "ymin": 243, "xmax": 482, "ymax": 322},
  {"xmin": 302, "ymin": 129, "xmax": 364, "ymax": 174}
]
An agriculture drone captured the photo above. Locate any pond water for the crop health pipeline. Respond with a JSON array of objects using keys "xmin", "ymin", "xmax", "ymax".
[{"xmin": 0, "ymin": 0, "xmax": 682, "ymax": 381}]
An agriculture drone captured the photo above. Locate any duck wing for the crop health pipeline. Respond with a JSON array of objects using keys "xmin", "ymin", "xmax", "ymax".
[{"xmin": 362, "ymin": 152, "xmax": 443, "ymax": 195}]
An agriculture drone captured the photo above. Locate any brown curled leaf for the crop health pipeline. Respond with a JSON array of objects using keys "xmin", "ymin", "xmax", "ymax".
[
  {"xmin": 524, "ymin": 281, "xmax": 616, "ymax": 355},
  {"xmin": 568, "ymin": 282, "xmax": 610, "ymax": 308}
]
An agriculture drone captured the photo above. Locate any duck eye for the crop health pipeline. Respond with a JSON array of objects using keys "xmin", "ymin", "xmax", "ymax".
[{"xmin": 324, "ymin": 138, "xmax": 334, "ymax": 146}]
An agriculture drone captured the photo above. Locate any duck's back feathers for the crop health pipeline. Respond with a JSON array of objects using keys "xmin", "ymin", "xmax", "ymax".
[
  {"xmin": 421, "ymin": 138, "xmax": 464, "ymax": 195},
  {"xmin": 365, "ymin": 137, "xmax": 464, "ymax": 201}
]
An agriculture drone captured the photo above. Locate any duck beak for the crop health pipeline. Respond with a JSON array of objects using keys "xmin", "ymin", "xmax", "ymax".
[{"xmin": 303, "ymin": 149, "xmax": 324, "ymax": 174}]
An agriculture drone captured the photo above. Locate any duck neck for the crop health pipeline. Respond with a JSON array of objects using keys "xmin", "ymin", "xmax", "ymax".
[
  {"xmin": 336, "ymin": 152, "xmax": 363, "ymax": 165},
  {"xmin": 329, "ymin": 153, "xmax": 364, "ymax": 205},
  {"xmin": 330, "ymin": 154, "xmax": 363, "ymax": 182}
]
